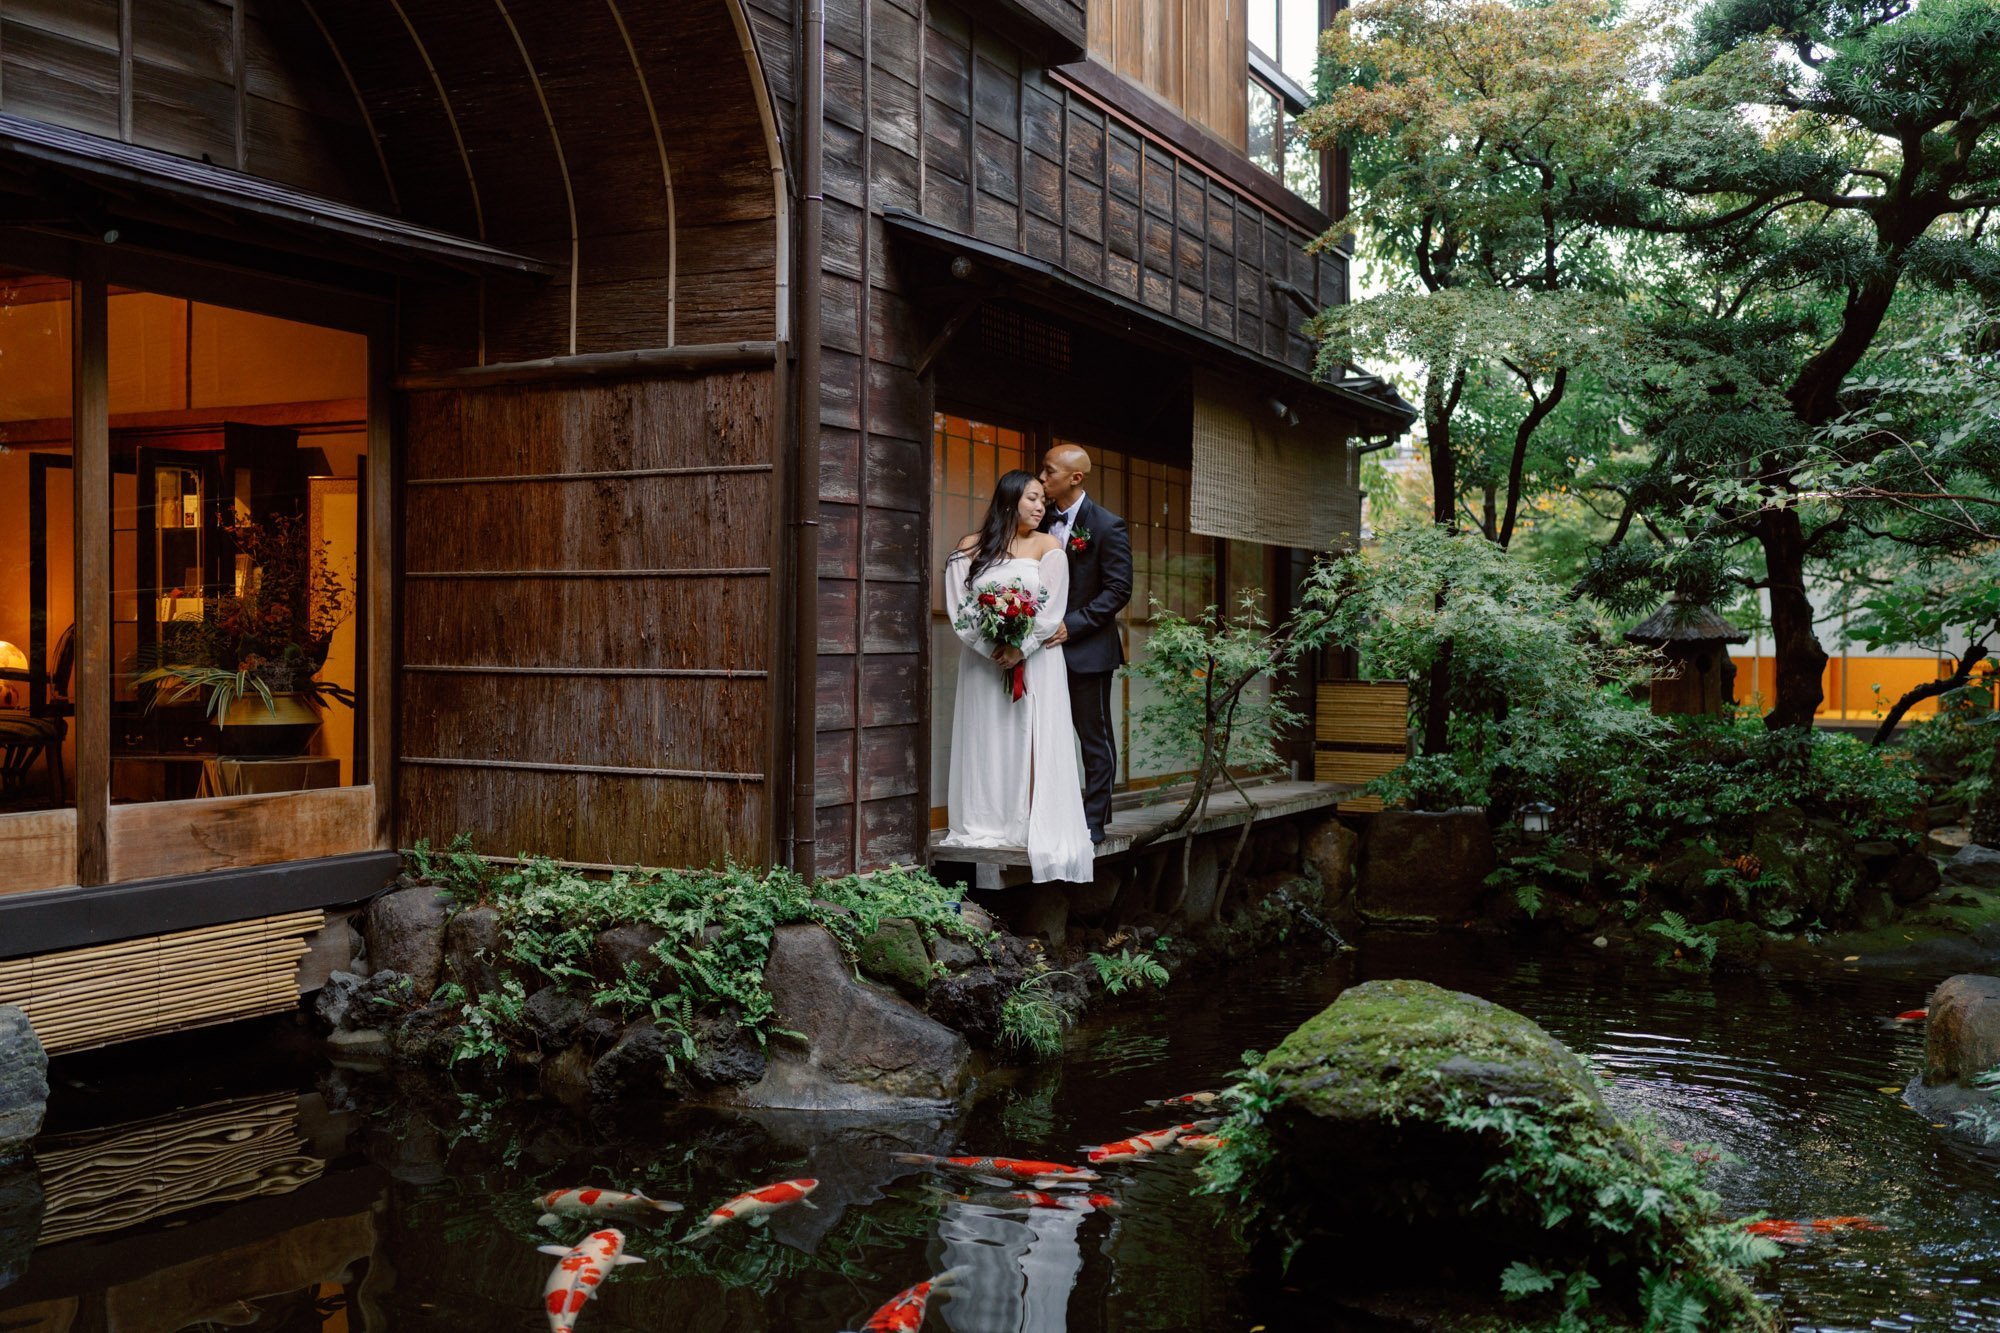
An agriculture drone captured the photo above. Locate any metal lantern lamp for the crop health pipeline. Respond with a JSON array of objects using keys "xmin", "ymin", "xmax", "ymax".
[{"xmin": 1519, "ymin": 802, "xmax": 1554, "ymax": 840}]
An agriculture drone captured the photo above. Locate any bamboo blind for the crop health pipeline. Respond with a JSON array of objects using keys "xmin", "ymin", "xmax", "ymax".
[
  {"xmin": 1190, "ymin": 370, "xmax": 1360, "ymax": 553},
  {"xmin": 0, "ymin": 911, "xmax": 323, "ymax": 1055},
  {"xmin": 1315, "ymin": 680, "xmax": 1411, "ymax": 812},
  {"xmin": 32, "ymin": 1092, "xmax": 324, "ymax": 1248}
]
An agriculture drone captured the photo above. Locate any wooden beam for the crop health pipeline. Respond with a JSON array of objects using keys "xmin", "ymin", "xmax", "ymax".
[
  {"xmin": 395, "ymin": 342, "xmax": 780, "ymax": 391},
  {"xmin": 366, "ymin": 323, "xmax": 394, "ymax": 850},
  {"xmin": 73, "ymin": 255, "xmax": 109, "ymax": 888}
]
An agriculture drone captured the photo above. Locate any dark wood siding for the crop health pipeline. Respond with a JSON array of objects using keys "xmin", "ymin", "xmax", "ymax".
[
  {"xmin": 399, "ymin": 369, "xmax": 777, "ymax": 868},
  {"xmin": 752, "ymin": 0, "xmax": 1352, "ymax": 874}
]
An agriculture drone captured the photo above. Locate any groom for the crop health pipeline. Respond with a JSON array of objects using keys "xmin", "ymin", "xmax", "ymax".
[{"xmin": 1037, "ymin": 444, "xmax": 1132, "ymax": 844}]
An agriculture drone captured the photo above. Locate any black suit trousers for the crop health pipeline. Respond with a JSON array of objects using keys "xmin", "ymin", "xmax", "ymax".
[{"xmin": 1069, "ymin": 667, "xmax": 1116, "ymax": 833}]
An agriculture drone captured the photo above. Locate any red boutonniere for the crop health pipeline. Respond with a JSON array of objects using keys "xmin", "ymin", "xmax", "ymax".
[{"xmin": 1067, "ymin": 525, "xmax": 1093, "ymax": 554}]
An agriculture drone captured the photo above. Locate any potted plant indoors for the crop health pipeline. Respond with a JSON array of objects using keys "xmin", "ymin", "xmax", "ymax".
[{"xmin": 135, "ymin": 511, "xmax": 356, "ymax": 756}]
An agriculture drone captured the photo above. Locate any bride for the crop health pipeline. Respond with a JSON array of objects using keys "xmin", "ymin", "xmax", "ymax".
[{"xmin": 937, "ymin": 470, "xmax": 1094, "ymax": 884}]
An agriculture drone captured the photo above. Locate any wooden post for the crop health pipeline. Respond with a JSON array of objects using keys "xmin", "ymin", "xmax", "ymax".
[
  {"xmin": 73, "ymin": 252, "xmax": 109, "ymax": 886},
  {"xmin": 366, "ymin": 320, "xmax": 395, "ymax": 850}
]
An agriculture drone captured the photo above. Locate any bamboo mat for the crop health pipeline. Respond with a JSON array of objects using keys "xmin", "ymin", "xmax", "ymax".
[{"xmin": 0, "ymin": 910, "xmax": 324, "ymax": 1054}]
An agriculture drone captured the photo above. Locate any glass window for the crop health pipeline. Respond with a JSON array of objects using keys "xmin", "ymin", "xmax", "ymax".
[
  {"xmin": 1279, "ymin": 0, "xmax": 1321, "ymax": 91},
  {"xmin": 108, "ymin": 291, "xmax": 367, "ymax": 805},
  {"xmin": 1248, "ymin": 80, "xmax": 1283, "ymax": 179},
  {"xmin": 0, "ymin": 269, "xmax": 76, "ymax": 823},
  {"xmin": 1248, "ymin": 0, "xmax": 1279, "ymax": 66}
]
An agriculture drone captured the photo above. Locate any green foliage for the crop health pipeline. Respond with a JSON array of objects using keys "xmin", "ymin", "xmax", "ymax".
[
  {"xmin": 1308, "ymin": 520, "xmax": 1660, "ymax": 809},
  {"xmin": 399, "ymin": 847, "xmax": 984, "ymax": 1070},
  {"xmin": 1087, "ymin": 947, "xmax": 1171, "ymax": 996},
  {"xmin": 1485, "ymin": 843, "xmax": 1591, "ymax": 919},
  {"xmin": 1436, "ymin": 1095, "xmax": 1780, "ymax": 1330},
  {"xmin": 1125, "ymin": 592, "xmax": 1311, "ymax": 779},
  {"xmin": 1646, "ymin": 911, "xmax": 1720, "ymax": 971},
  {"xmin": 998, "ymin": 969, "xmax": 1076, "ymax": 1060}
]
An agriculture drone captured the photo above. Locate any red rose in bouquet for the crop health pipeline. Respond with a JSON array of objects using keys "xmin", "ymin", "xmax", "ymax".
[{"xmin": 954, "ymin": 575, "xmax": 1047, "ymax": 701}]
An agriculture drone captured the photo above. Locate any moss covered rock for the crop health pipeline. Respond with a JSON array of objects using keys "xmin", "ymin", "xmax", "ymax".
[
  {"xmin": 1203, "ymin": 980, "xmax": 1775, "ymax": 1330},
  {"xmin": 856, "ymin": 917, "xmax": 933, "ymax": 998}
]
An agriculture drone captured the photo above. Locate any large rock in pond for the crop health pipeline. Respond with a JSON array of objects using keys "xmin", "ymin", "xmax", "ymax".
[
  {"xmin": 443, "ymin": 905, "xmax": 507, "ymax": 996},
  {"xmin": 0, "ymin": 1153, "xmax": 45, "ymax": 1290},
  {"xmin": 1943, "ymin": 845, "xmax": 2000, "ymax": 889},
  {"xmin": 729, "ymin": 925, "xmax": 970, "ymax": 1110},
  {"xmin": 1210, "ymin": 980, "xmax": 1770, "ymax": 1327},
  {"xmin": 362, "ymin": 887, "xmax": 451, "ymax": 998},
  {"xmin": 1923, "ymin": 974, "xmax": 2000, "ymax": 1086},
  {"xmin": 0, "ymin": 1007, "xmax": 48, "ymax": 1162},
  {"xmin": 1356, "ymin": 811, "xmax": 1494, "ymax": 923}
]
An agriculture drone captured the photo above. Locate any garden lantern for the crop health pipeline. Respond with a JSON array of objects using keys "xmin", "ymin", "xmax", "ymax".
[
  {"xmin": 1519, "ymin": 802, "xmax": 1554, "ymax": 840},
  {"xmin": 1623, "ymin": 597, "xmax": 1749, "ymax": 718}
]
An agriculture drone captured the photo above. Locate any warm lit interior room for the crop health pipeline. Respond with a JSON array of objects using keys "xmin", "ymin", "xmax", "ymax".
[{"xmin": 0, "ymin": 267, "xmax": 366, "ymax": 817}]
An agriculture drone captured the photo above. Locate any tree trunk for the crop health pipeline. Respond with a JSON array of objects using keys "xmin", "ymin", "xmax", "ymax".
[
  {"xmin": 1758, "ymin": 506, "xmax": 1827, "ymax": 729},
  {"xmin": 1422, "ymin": 637, "xmax": 1454, "ymax": 756},
  {"xmin": 1870, "ymin": 644, "xmax": 1990, "ymax": 747},
  {"xmin": 1425, "ymin": 366, "xmax": 1463, "ymax": 527}
]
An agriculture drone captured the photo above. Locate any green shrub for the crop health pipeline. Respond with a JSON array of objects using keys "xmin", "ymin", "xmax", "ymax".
[
  {"xmin": 1087, "ymin": 946, "xmax": 1171, "ymax": 996},
  {"xmin": 398, "ymin": 848, "xmax": 985, "ymax": 1069},
  {"xmin": 999, "ymin": 969, "xmax": 1076, "ymax": 1059}
]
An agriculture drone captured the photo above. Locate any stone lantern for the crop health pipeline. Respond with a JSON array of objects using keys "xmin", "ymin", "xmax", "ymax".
[{"xmin": 1623, "ymin": 598, "xmax": 1749, "ymax": 718}]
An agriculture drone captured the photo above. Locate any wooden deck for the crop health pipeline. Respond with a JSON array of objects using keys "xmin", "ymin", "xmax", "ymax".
[{"xmin": 926, "ymin": 779, "xmax": 1351, "ymax": 868}]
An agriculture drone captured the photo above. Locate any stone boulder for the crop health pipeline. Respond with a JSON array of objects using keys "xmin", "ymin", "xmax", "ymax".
[
  {"xmin": 733, "ymin": 925, "xmax": 970, "ymax": 1109},
  {"xmin": 855, "ymin": 918, "xmax": 932, "ymax": 998},
  {"xmin": 0, "ymin": 1007, "xmax": 47, "ymax": 1163},
  {"xmin": 1923, "ymin": 974, "xmax": 2000, "ymax": 1085},
  {"xmin": 1356, "ymin": 811, "xmax": 1495, "ymax": 923},
  {"xmin": 1216, "ymin": 980, "xmax": 1768, "ymax": 1325},
  {"xmin": 443, "ymin": 905, "xmax": 508, "ymax": 996},
  {"xmin": 924, "ymin": 967, "xmax": 1010, "ymax": 1047},
  {"xmin": 1886, "ymin": 849, "xmax": 1942, "ymax": 905},
  {"xmin": 362, "ymin": 887, "xmax": 452, "ymax": 998},
  {"xmin": 593, "ymin": 924, "xmax": 670, "ymax": 987},
  {"xmin": 0, "ymin": 1155, "xmax": 45, "ymax": 1291},
  {"xmin": 1943, "ymin": 845, "xmax": 2000, "ymax": 890},
  {"xmin": 589, "ymin": 1022, "xmax": 674, "ymax": 1100},
  {"xmin": 1304, "ymin": 817, "xmax": 1359, "ymax": 907},
  {"xmin": 311, "ymin": 970, "xmax": 416, "ymax": 1036}
]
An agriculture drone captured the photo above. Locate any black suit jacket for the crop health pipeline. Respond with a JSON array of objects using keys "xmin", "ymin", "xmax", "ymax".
[{"xmin": 1042, "ymin": 495, "xmax": 1132, "ymax": 674}]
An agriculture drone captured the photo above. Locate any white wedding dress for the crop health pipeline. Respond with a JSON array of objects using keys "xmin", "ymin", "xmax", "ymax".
[{"xmin": 937, "ymin": 549, "xmax": 1095, "ymax": 884}]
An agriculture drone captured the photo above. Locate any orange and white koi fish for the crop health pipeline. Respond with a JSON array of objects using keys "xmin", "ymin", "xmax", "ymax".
[
  {"xmin": 892, "ymin": 1152, "xmax": 1102, "ymax": 1183},
  {"xmin": 687, "ymin": 1177, "xmax": 818, "ymax": 1238},
  {"xmin": 1743, "ymin": 1215, "xmax": 1885, "ymax": 1242},
  {"xmin": 1146, "ymin": 1090, "xmax": 1226, "ymax": 1110},
  {"xmin": 1177, "ymin": 1133, "xmax": 1230, "ymax": 1152},
  {"xmin": 1004, "ymin": 1189, "xmax": 1121, "ymax": 1211},
  {"xmin": 536, "ymin": 1228, "xmax": 642, "ymax": 1332},
  {"xmin": 1894, "ymin": 1009, "xmax": 1928, "ymax": 1022},
  {"xmin": 844, "ymin": 1268, "xmax": 969, "ymax": 1333},
  {"xmin": 537, "ymin": 1187, "xmax": 684, "ymax": 1227},
  {"xmin": 1085, "ymin": 1124, "xmax": 1187, "ymax": 1163}
]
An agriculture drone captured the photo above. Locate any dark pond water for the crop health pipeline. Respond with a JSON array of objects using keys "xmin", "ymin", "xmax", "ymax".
[{"xmin": 8, "ymin": 931, "xmax": 2000, "ymax": 1332}]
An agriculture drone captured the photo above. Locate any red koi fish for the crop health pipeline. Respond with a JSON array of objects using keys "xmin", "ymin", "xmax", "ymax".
[
  {"xmin": 1086, "ymin": 1124, "xmax": 1188, "ymax": 1163},
  {"xmin": 1003, "ymin": 1189, "xmax": 1122, "ymax": 1211},
  {"xmin": 1145, "ymin": 1090, "xmax": 1226, "ymax": 1109},
  {"xmin": 687, "ymin": 1177, "xmax": 818, "ymax": 1238},
  {"xmin": 892, "ymin": 1152, "xmax": 1102, "ymax": 1183},
  {"xmin": 844, "ymin": 1268, "xmax": 968, "ymax": 1333},
  {"xmin": 536, "ymin": 1228, "xmax": 642, "ymax": 1332},
  {"xmin": 1743, "ymin": 1215, "xmax": 1885, "ymax": 1242},
  {"xmin": 537, "ymin": 1187, "xmax": 684, "ymax": 1227},
  {"xmin": 1895, "ymin": 1009, "xmax": 1928, "ymax": 1022}
]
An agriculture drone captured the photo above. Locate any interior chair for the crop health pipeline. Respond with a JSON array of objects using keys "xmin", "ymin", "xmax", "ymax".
[{"xmin": 0, "ymin": 625, "xmax": 74, "ymax": 806}]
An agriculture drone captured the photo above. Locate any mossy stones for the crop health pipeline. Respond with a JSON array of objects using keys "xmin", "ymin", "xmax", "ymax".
[{"xmin": 856, "ymin": 917, "xmax": 933, "ymax": 998}]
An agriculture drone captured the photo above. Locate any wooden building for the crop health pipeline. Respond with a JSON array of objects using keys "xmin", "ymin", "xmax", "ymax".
[{"xmin": 0, "ymin": 0, "xmax": 1408, "ymax": 1051}]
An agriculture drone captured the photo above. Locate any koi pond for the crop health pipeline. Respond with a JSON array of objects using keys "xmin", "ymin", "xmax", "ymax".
[{"xmin": 6, "ymin": 931, "xmax": 1999, "ymax": 1332}]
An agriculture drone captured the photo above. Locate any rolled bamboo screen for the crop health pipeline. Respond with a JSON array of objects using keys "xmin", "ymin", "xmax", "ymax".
[
  {"xmin": 0, "ymin": 910, "xmax": 323, "ymax": 1054},
  {"xmin": 1190, "ymin": 369, "xmax": 1361, "ymax": 553}
]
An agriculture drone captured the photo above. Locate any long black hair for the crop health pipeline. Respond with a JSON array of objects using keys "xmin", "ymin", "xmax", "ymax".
[{"xmin": 961, "ymin": 468, "xmax": 1039, "ymax": 590}]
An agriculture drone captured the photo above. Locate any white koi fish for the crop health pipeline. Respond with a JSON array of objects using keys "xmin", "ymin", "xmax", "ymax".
[
  {"xmin": 536, "ymin": 1186, "xmax": 683, "ymax": 1227},
  {"xmin": 536, "ymin": 1228, "xmax": 642, "ymax": 1332},
  {"xmin": 686, "ymin": 1176, "xmax": 819, "ymax": 1238}
]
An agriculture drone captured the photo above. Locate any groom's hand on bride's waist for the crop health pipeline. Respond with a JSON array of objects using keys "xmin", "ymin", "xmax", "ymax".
[{"xmin": 1044, "ymin": 623, "xmax": 1069, "ymax": 646}]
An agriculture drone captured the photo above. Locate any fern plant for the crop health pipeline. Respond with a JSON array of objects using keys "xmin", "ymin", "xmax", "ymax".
[
  {"xmin": 1088, "ymin": 947, "xmax": 1171, "ymax": 996},
  {"xmin": 999, "ymin": 970, "xmax": 1076, "ymax": 1059}
]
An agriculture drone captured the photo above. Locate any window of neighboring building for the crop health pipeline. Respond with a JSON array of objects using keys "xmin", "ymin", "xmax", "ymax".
[{"xmin": 1247, "ymin": 0, "xmax": 1328, "ymax": 207}]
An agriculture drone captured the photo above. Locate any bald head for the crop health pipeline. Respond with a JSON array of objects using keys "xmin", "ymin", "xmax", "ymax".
[{"xmin": 1038, "ymin": 444, "xmax": 1091, "ymax": 510}]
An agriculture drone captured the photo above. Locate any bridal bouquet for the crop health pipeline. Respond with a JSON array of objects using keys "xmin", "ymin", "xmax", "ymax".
[{"xmin": 956, "ymin": 576, "xmax": 1046, "ymax": 702}]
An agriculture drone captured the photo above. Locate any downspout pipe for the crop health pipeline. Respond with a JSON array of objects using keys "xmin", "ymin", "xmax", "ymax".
[{"xmin": 790, "ymin": 0, "xmax": 824, "ymax": 876}]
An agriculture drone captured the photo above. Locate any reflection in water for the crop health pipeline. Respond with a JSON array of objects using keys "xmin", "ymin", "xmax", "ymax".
[
  {"xmin": 934, "ymin": 1195, "xmax": 1088, "ymax": 1333},
  {"xmin": 4, "ymin": 933, "xmax": 2000, "ymax": 1331}
]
